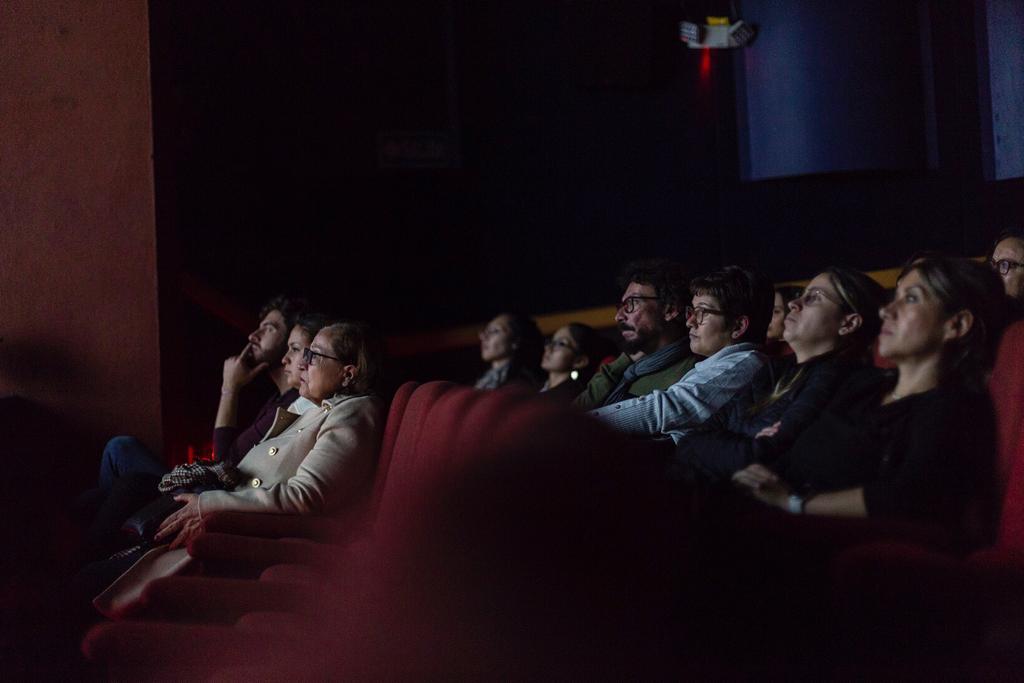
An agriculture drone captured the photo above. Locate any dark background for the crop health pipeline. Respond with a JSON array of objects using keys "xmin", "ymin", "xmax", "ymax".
[{"xmin": 147, "ymin": 0, "xmax": 1024, "ymax": 458}]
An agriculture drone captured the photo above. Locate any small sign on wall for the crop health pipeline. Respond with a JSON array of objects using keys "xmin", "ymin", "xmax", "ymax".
[{"xmin": 377, "ymin": 130, "xmax": 459, "ymax": 169}]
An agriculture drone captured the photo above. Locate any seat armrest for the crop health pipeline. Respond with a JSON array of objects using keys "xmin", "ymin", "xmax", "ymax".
[
  {"xmin": 187, "ymin": 532, "xmax": 342, "ymax": 572},
  {"xmin": 200, "ymin": 511, "xmax": 363, "ymax": 543}
]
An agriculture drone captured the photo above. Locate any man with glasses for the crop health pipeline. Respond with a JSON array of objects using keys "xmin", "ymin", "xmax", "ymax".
[
  {"xmin": 989, "ymin": 227, "xmax": 1024, "ymax": 314},
  {"xmin": 588, "ymin": 266, "xmax": 773, "ymax": 443},
  {"xmin": 574, "ymin": 259, "xmax": 697, "ymax": 409}
]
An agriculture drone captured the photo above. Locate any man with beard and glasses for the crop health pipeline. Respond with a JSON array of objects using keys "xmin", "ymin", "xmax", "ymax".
[{"xmin": 574, "ymin": 259, "xmax": 696, "ymax": 410}]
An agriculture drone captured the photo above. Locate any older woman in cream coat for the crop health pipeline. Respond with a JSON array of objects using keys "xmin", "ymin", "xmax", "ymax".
[{"xmin": 155, "ymin": 320, "xmax": 385, "ymax": 550}]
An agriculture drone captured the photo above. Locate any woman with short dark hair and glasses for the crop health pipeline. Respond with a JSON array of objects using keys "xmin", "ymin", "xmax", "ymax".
[
  {"xmin": 676, "ymin": 267, "xmax": 884, "ymax": 483},
  {"xmin": 732, "ymin": 256, "xmax": 1007, "ymax": 534}
]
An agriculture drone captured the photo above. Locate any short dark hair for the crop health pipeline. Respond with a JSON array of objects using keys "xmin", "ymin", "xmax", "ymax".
[
  {"xmin": 320, "ymin": 320, "xmax": 385, "ymax": 395},
  {"xmin": 616, "ymin": 259, "xmax": 690, "ymax": 315},
  {"xmin": 689, "ymin": 266, "xmax": 775, "ymax": 345},
  {"xmin": 259, "ymin": 295, "xmax": 310, "ymax": 331},
  {"xmin": 898, "ymin": 256, "xmax": 1008, "ymax": 390}
]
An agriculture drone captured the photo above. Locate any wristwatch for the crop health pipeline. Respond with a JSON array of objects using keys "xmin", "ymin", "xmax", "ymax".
[{"xmin": 787, "ymin": 493, "xmax": 805, "ymax": 515}]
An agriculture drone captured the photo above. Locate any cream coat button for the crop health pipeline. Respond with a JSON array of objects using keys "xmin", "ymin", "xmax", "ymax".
[
  {"xmin": 268, "ymin": 447, "xmax": 279, "ymax": 456},
  {"xmin": 251, "ymin": 478, "xmax": 262, "ymax": 487}
]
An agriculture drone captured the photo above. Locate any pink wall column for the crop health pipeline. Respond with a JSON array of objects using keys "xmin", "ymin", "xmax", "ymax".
[{"xmin": 0, "ymin": 1, "xmax": 162, "ymax": 450}]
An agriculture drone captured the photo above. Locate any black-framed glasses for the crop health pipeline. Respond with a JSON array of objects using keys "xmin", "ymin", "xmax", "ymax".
[
  {"xmin": 544, "ymin": 337, "xmax": 578, "ymax": 352},
  {"xmin": 617, "ymin": 295, "xmax": 660, "ymax": 314},
  {"xmin": 302, "ymin": 346, "xmax": 343, "ymax": 366},
  {"xmin": 796, "ymin": 287, "xmax": 843, "ymax": 308},
  {"xmin": 685, "ymin": 305, "xmax": 726, "ymax": 325},
  {"xmin": 990, "ymin": 258, "xmax": 1024, "ymax": 276}
]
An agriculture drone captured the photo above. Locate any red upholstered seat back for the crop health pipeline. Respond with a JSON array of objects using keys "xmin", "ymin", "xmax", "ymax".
[
  {"xmin": 990, "ymin": 321, "xmax": 1024, "ymax": 550},
  {"xmin": 990, "ymin": 321, "xmax": 1024, "ymax": 495},
  {"xmin": 373, "ymin": 384, "xmax": 494, "ymax": 533},
  {"xmin": 367, "ymin": 381, "xmax": 458, "ymax": 526},
  {"xmin": 356, "ymin": 390, "xmax": 679, "ymax": 678},
  {"xmin": 372, "ymin": 385, "xmax": 554, "ymax": 534},
  {"xmin": 368, "ymin": 381, "xmax": 418, "ymax": 509}
]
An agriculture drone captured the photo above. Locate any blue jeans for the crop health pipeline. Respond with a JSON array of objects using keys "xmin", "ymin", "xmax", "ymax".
[{"xmin": 97, "ymin": 435, "xmax": 167, "ymax": 492}]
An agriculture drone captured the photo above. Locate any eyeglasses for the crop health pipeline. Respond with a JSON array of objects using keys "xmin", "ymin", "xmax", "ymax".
[
  {"xmin": 796, "ymin": 287, "xmax": 843, "ymax": 308},
  {"xmin": 617, "ymin": 295, "xmax": 660, "ymax": 314},
  {"xmin": 302, "ymin": 346, "xmax": 343, "ymax": 366},
  {"xmin": 990, "ymin": 258, "xmax": 1024, "ymax": 276},
  {"xmin": 544, "ymin": 338, "xmax": 578, "ymax": 352},
  {"xmin": 685, "ymin": 305, "xmax": 726, "ymax": 325}
]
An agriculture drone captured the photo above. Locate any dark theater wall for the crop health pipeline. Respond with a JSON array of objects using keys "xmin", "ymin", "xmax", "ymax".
[
  {"xmin": 736, "ymin": 0, "xmax": 930, "ymax": 180},
  {"xmin": 0, "ymin": 2, "xmax": 161, "ymax": 455}
]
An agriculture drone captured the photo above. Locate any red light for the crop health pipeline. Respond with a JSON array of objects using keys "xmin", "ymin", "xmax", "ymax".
[
  {"xmin": 185, "ymin": 442, "xmax": 216, "ymax": 464},
  {"xmin": 700, "ymin": 48, "xmax": 712, "ymax": 79}
]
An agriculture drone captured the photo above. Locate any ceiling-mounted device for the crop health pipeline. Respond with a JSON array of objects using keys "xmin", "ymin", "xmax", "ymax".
[{"xmin": 679, "ymin": 15, "xmax": 755, "ymax": 49}]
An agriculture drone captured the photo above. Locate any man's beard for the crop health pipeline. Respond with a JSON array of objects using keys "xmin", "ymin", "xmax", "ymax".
[
  {"xmin": 251, "ymin": 343, "xmax": 287, "ymax": 367},
  {"xmin": 618, "ymin": 323, "xmax": 653, "ymax": 355}
]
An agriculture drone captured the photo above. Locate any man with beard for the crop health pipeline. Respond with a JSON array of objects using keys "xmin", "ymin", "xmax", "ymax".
[
  {"xmin": 212, "ymin": 295, "xmax": 311, "ymax": 465},
  {"xmin": 574, "ymin": 259, "xmax": 696, "ymax": 410}
]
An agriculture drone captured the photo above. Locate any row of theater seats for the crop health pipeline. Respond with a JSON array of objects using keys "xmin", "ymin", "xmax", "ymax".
[
  {"xmin": 82, "ymin": 379, "xmax": 683, "ymax": 677},
  {"xmin": 82, "ymin": 321, "xmax": 1024, "ymax": 678}
]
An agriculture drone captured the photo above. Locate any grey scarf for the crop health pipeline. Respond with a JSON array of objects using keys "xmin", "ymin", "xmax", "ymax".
[
  {"xmin": 475, "ymin": 363, "xmax": 511, "ymax": 390},
  {"xmin": 602, "ymin": 339, "xmax": 690, "ymax": 406}
]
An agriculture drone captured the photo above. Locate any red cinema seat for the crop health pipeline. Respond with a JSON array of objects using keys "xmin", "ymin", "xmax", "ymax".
[{"xmin": 84, "ymin": 391, "xmax": 677, "ymax": 679}]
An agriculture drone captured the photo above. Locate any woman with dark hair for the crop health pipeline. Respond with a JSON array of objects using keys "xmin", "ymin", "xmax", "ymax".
[
  {"xmin": 733, "ymin": 256, "xmax": 1007, "ymax": 532},
  {"xmin": 765, "ymin": 285, "xmax": 803, "ymax": 354},
  {"xmin": 676, "ymin": 267, "xmax": 885, "ymax": 483},
  {"xmin": 475, "ymin": 312, "xmax": 544, "ymax": 390},
  {"xmin": 538, "ymin": 323, "xmax": 612, "ymax": 402}
]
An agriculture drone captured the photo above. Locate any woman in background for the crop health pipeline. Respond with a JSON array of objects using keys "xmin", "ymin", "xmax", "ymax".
[
  {"xmin": 765, "ymin": 285, "xmax": 803, "ymax": 355},
  {"xmin": 539, "ymin": 323, "xmax": 613, "ymax": 402},
  {"xmin": 475, "ymin": 312, "xmax": 544, "ymax": 390}
]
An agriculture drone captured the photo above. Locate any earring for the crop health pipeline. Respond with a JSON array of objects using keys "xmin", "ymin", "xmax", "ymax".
[{"xmin": 570, "ymin": 369, "xmax": 579, "ymax": 381}]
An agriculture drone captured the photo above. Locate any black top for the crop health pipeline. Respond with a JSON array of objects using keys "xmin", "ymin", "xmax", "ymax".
[
  {"xmin": 674, "ymin": 354, "xmax": 861, "ymax": 483},
  {"xmin": 776, "ymin": 369, "xmax": 995, "ymax": 532},
  {"xmin": 540, "ymin": 377, "xmax": 587, "ymax": 403}
]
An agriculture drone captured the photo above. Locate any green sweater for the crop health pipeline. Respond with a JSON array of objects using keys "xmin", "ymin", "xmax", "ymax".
[{"xmin": 573, "ymin": 352, "xmax": 698, "ymax": 410}]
